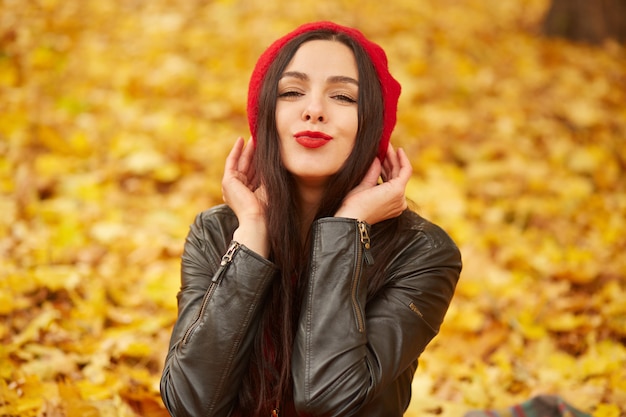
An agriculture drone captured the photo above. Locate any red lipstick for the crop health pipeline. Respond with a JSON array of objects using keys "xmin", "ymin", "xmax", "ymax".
[{"xmin": 294, "ymin": 131, "xmax": 333, "ymax": 149}]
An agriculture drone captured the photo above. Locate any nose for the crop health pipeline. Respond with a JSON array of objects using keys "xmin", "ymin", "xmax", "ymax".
[{"xmin": 302, "ymin": 96, "xmax": 325, "ymax": 122}]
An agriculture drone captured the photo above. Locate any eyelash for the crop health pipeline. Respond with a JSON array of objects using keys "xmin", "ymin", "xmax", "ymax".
[
  {"xmin": 332, "ymin": 94, "xmax": 357, "ymax": 103},
  {"xmin": 278, "ymin": 91, "xmax": 357, "ymax": 103},
  {"xmin": 278, "ymin": 91, "xmax": 303, "ymax": 99}
]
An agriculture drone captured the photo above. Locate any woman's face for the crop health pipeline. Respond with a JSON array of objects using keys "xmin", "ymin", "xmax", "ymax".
[{"xmin": 275, "ymin": 40, "xmax": 359, "ymax": 187}]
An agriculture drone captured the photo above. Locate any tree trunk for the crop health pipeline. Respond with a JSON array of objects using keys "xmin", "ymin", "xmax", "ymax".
[{"xmin": 542, "ymin": 0, "xmax": 626, "ymax": 44}]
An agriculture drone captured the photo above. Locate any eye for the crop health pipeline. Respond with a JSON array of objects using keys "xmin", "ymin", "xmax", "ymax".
[
  {"xmin": 331, "ymin": 93, "xmax": 357, "ymax": 104},
  {"xmin": 278, "ymin": 90, "xmax": 303, "ymax": 100}
]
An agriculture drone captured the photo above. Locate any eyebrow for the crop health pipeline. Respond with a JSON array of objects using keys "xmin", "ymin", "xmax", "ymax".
[{"xmin": 281, "ymin": 71, "xmax": 359, "ymax": 86}]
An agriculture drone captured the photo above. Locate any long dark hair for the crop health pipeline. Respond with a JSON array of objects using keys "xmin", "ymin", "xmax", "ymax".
[{"xmin": 237, "ymin": 28, "xmax": 400, "ymax": 415}]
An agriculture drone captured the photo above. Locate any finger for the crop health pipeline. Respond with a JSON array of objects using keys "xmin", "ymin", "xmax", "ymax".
[
  {"xmin": 382, "ymin": 143, "xmax": 400, "ymax": 180},
  {"xmin": 225, "ymin": 137, "xmax": 245, "ymax": 173},
  {"xmin": 247, "ymin": 161, "xmax": 259, "ymax": 191},
  {"xmin": 247, "ymin": 138, "xmax": 259, "ymax": 189},
  {"xmin": 361, "ymin": 157, "xmax": 382, "ymax": 187},
  {"xmin": 381, "ymin": 143, "xmax": 392, "ymax": 172},
  {"xmin": 238, "ymin": 137, "xmax": 255, "ymax": 174},
  {"xmin": 254, "ymin": 184, "xmax": 268, "ymax": 206},
  {"xmin": 381, "ymin": 147, "xmax": 390, "ymax": 182},
  {"xmin": 395, "ymin": 148, "xmax": 413, "ymax": 185}
]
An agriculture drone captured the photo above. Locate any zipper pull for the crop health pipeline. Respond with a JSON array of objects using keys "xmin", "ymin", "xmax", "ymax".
[
  {"xmin": 220, "ymin": 241, "xmax": 240, "ymax": 266},
  {"xmin": 358, "ymin": 221, "xmax": 374, "ymax": 265},
  {"xmin": 214, "ymin": 241, "xmax": 240, "ymax": 283}
]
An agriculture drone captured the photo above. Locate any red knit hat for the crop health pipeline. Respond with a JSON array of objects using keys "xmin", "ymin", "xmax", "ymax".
[{"xmin": 247, "ymin": 21, "xmax": 401, "ymax": 162}]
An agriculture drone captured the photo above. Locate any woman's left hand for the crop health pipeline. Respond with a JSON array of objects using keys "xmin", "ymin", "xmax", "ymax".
[{"xmin": 334, "ymin": 143, "xmax": 412, "ymax": 225}]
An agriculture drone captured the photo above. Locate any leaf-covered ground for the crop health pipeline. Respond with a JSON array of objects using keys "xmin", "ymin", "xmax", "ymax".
[{"xmin": 1, "ymin": 0, "xmax": 625, "ymax": 416}]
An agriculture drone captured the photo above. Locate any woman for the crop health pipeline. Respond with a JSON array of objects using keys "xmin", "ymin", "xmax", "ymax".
[{"xmin": 160, "ymin": 21, "xmax": 462, "ymax": 417}]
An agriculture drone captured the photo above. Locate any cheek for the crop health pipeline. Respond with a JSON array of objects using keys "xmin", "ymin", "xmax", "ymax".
[
  {"xmin": 275, "ymin": 104, "xmax": 292, "ymax": 136},
  {"xmin": 274, "ymin": 106, "xmax": 284, "ymax": 131},
  {"xmin": 343, "ymin": 110, "xmax": 359, "ymax": 141}
]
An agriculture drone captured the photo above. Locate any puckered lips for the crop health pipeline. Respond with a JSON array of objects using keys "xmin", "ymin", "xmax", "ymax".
[{"xmin": 294, "ymin": 130, "xmax": 333, "ymax": 149}]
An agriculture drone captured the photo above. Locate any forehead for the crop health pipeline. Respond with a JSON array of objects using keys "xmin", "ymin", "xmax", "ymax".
[{"xmin": 284, "ymin": 40, "xmax": 358, "ymax": 78}]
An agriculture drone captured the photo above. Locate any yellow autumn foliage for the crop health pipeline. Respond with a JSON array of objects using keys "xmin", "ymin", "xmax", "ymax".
[{"xmin": 1, "ymin": 0, "xmax": 625, "ymax": 416}]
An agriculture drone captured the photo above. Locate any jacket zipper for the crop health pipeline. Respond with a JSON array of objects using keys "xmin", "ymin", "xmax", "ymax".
[
  {"xmin": 358, "ymin": 221, "xmax": 374, "ymax": 265},
  {"xmin": 353, "ymin": 221, "xmax": 373, "ymax": 333},
  {"xmin": 181, "ymin": 241, "xmax": 241, "ymax": 346}
]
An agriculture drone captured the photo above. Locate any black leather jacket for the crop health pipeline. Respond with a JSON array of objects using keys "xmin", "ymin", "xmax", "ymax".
[{"xmin": 161, "ymin": 205, "xmax": 461, "ymax": 416}]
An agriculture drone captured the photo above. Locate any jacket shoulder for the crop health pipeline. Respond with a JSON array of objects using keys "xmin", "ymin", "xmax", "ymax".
[
  {"xmin": 192, "ymin": 204, "xmax": 238, "ymax": 235},
  {"xmin": 184, "ymin": 204, "xmax": 239, "ymax": 260},
  {"xmin": 399, "ymin": 209, "xmax": 459, "ymax": 251},
  {"xmin": 196, "ymin": 204, "xmax": 237, "ymax": 223}
]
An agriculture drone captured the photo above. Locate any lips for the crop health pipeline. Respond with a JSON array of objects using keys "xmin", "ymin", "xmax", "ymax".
[{"xmin": 294, "ymin": 131, "xmax": 333, "ymax": 149}]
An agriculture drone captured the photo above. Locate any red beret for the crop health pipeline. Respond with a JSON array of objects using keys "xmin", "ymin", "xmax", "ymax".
[{"xmin": 247, "ymin": 21, "xmax": 401, "ymax": 162}]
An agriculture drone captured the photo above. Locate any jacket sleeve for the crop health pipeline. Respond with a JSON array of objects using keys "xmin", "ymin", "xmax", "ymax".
[
  {"xmin": 292, "ymin": 216, "xmax": 461, "ymax": 416},
  {"xmin": 160, "ymin": 207, "xmax": 278, "ymax": 417}
]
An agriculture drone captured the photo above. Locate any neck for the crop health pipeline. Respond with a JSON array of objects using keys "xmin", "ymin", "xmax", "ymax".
[{"xmin": 294, "ymin": 180, "xmax": 325, "ymax": 241}]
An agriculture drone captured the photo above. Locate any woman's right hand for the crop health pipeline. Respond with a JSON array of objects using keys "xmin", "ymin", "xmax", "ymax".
[{"xmin": 222, "ymin": 137, "xmax": 269, "ymax": 258}]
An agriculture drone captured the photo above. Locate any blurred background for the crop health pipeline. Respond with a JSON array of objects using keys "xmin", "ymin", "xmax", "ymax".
[{"xmin": 1, "ymin": 0, "xmax": 624, "ymax": 416}]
